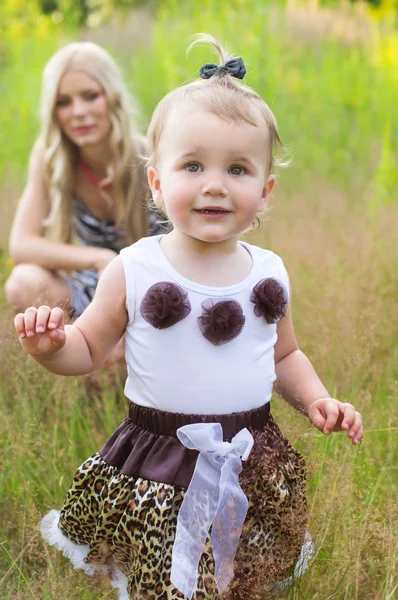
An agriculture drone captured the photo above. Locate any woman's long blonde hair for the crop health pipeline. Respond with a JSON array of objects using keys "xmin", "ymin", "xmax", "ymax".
[{"xmin": 40, "ymin": 41, "xmax": 148, "ymax": 245}]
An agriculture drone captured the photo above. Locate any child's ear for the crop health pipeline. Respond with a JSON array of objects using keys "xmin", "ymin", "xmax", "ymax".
[
  {"xmin": 260, "ymin": 175, "xmax": 276, "ymax": 211},
  {"xmin": 148, "ymin": 167, "xmax": 164, "ymax": 207}
]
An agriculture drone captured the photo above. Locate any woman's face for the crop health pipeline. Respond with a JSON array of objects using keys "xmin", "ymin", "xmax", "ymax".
[{"xmin": 54, "ymin": 69, "xmax": 112, "ymax": 147}]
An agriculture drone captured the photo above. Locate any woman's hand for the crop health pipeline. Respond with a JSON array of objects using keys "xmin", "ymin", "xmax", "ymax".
[
  {"xmin": 307, "ymin": 398, "xmax": 363, "ymax": 445},
  {"xmin": 92, "ymin": 248, "xmax": 118, "ymax": 276},
  {"xmin": 14, "ymin": 306, "xmax": 66, "ymax": 356}
]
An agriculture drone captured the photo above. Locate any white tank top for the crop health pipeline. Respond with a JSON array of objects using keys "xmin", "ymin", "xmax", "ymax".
[{"xmin": 120, "ymin": 236, "xmax": 289, "ymax": 415}]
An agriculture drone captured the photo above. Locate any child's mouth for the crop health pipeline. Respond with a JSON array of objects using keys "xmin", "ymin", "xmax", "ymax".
[{"xmin": 195, "ymin": 209, "xmax": 230, "ymax": 214}]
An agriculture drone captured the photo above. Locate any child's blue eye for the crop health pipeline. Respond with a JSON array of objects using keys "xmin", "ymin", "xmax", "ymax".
[
  {"xmin": 229, "ymin": 166, "xmax": 246, "ymax": 176},
  {"xmin": 185, "ymin": 163, "xmax": 201, "ymax": 173}
]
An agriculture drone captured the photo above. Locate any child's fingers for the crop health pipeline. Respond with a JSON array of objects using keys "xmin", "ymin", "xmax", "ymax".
[
  {"xmin": 47, "ymin": 307, "xmax": 65, "ymax": 330},
  {"xmin": 35, "ymin": 305, "xmax": 52, "ymax": 333},
  {"xmin": 307, "ymin": 409, "xmax": 326, "ymax": 432},
  {"xmin": 347, "ymin": 411, "xmax": 363, "ymax": 441},
  {"xmin": 24, "ymin": 307, "xmax": 38, "ymax": 337},
  {"xmin": 323, "ymin": 401, "xmax": 340, "ymax": 434},
  {"xmin": 309, "ymin": 399, "xmax": 363, "ymax": 443},
  {"xmin": 14, "ymin": 313, "xmax": 27, "ymax": 338},
  {"xmin": 352, "ymin": 423, "xmax": 364, "ymax": 445},
  {"xmin": 48, "ymin": 328, "xmax": 67, "ymax": 348},
  {"xmin": 340, "ymin": 403, "xmax": 356, "ymax": 429},
  {"xmin": 47, "ymin": 308, "xmax": 66, "ymax": 349}
]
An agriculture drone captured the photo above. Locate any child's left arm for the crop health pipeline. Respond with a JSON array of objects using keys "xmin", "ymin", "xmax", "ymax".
[{"xmin": 274, "ymin": 302, "xmax": 363, "ymax": 445}]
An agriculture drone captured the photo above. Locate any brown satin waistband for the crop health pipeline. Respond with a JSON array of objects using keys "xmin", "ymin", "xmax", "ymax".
[
  {"xmin": 100, "ymin": 401, "xmax": 271, "ymax": 488},
  {"xmin": 128, "ymin": 401, "xmax": 271, "ymax": 440}
]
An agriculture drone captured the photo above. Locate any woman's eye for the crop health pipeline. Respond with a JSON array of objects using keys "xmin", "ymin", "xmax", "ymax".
[
  {"xmin": 85, "ymin": 92, "xmax": 100, "ymax": 101},
  {"xmin": 185, "ymin": 163, "xmax": 201, "ymax": 173},
  {"xmin": 56, "ymin": 99, "xmax": 70, "ymax": 107},
  {"xmin": 229, "ymin": 165, "xmax": 246, "ymax": 176}
]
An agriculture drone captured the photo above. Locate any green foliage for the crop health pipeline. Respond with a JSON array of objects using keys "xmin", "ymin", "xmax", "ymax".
[
  {"xmin": 368, "ymin": 121, "xmax": 398, "ymax": 214},
  {"xmin": 0, "ymin": 1, "xmax": 54, "ymax": 63},
  {"xmin": 23, "ymin": 0, "xmax": 159, "ymax": 28},
  {"xmin": 0, "ymin": 36, "xmax": 59, "ymax": 183}
]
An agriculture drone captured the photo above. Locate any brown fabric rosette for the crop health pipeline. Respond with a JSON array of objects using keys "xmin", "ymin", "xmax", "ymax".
[
  {"xmin": 140, "ymin": 282, "xmax": 191, "ymax": 329},
  {"xmin": 250, "ymin": 278, "xmax": 288, "ymax": 324},
  {"xmin": 197, "ymin": 298, "xmax": 246, "ymax": 346}
]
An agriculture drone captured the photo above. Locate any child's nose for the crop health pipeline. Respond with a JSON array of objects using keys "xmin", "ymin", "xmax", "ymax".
[{"xmin": 202, "ymin": 175, "xmax": 227, "ymax": 197}]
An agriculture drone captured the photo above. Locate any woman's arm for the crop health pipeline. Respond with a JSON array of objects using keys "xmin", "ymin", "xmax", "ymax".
[
  {"xmin": 14, "ymin": 256, "xmax": 128, "ymax": 375},
  {"xmin": 9, "ymin": 140, "xmax": 116, "ymax": 272},
  {"xmin": 274, "ymin": 296, "xmax": 363, "ymax": 444}
]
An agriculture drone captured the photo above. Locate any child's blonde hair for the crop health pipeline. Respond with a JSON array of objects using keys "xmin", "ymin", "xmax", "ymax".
[
  {"xmin": 40, "ymin": 41, "xmax": 148, "ymax": 244},
  {"xmin": 147, "ymin": 34, "xmax": 283, "ymax": 176}
]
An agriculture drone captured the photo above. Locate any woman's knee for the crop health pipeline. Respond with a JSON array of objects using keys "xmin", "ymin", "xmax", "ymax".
[{"xmin": 5, "ymin": 263, "xmax": 55, "ymax": 311}]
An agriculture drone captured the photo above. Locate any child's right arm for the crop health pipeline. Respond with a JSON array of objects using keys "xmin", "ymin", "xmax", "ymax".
[{"xmin": 14, "ymin": 256, "xmax": 128, "ymax": 375}]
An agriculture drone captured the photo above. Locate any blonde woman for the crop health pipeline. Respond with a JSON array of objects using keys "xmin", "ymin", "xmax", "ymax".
[{"xmin": 5, "ymin": 42, "xmax": 163, "ymax": 319}]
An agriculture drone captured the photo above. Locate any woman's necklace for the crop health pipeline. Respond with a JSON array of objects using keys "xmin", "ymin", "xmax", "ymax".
[
  {"xmin": 79, "ymin": 158, "xmax": 113, "ymax": 191},
  {"xmin": 79, "ymin": 158, "xmax": 114, "ymax": 212}
]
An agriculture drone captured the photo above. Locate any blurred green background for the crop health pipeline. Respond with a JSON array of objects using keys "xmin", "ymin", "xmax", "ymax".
[{"xmin": 0, "ymin": 1, "xmax": 397, "ymax": 598}]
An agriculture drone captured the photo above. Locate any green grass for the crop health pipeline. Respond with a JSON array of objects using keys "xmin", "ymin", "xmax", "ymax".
[{"xmin": 0, "ymin": 1, "xmax": 397, "ymax": 598}]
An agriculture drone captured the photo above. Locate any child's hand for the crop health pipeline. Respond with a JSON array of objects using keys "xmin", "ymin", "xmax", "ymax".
[
  {"xmin": 307, "ymin": 398, "xmax": 363, "ymax": 445},
  {"xmin": 14, "ymin": 306, "xmax": 66, "ymax": 357}
]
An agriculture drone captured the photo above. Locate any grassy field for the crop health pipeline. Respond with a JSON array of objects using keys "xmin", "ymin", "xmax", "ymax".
[{"xmin": 1, "ymin": 1, "xmax": 397, "ymax": 598}]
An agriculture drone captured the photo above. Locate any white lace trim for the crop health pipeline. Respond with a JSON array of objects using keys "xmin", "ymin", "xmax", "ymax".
[
  {"xmin": 41, "ymin": 510, "xmax": 313, "ymax": 599},
  {"xmin": 271, "ymin": 531, "xmax": 315, "ymax": 594},
  {"xmin": 40, "ymin": 510, "xmax": 129, "ymax": 600}
]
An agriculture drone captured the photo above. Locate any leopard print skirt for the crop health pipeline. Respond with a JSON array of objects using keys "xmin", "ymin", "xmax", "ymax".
[{"xmin": 41, "ymin": 402, "xmax": 311, "ymax": 600}]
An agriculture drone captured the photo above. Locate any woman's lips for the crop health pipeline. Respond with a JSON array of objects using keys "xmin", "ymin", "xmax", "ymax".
[{"xmin": 73, "ymin": 125, "xmax": 95, "ymax": 135}]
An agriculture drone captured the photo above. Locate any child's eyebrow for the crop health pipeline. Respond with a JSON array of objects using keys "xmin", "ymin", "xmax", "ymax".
[
  {"xmin": 232, "ymin": 155, "xmax": 255, "ymax": 165},
  {"xmin": 178, "ymin": 150, "xmax": 255, "ymax": 166},
  {"xmin": 178, "ymin": 149, "xmax": 206, "ymax": 159}
]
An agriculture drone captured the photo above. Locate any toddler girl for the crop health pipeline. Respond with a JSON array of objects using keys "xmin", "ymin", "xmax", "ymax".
[{"xmin": 14, "ymin": 35, "xmax": 363, "ymax": 600}]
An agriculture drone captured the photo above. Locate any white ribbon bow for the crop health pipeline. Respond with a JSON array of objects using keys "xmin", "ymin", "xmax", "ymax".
[{"xmin": 171, "ymin": 422, "xmax": 254, "ymax": 599}]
